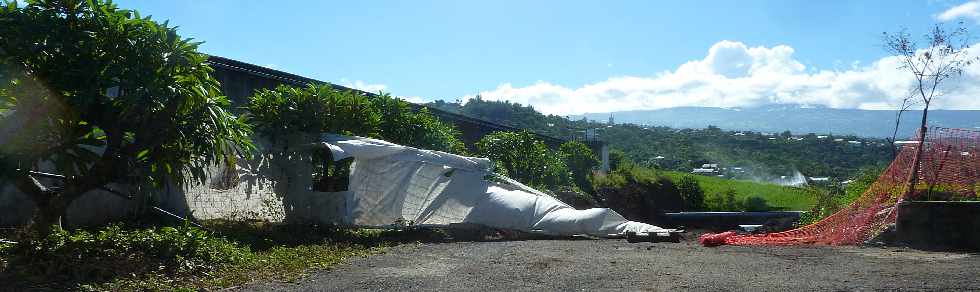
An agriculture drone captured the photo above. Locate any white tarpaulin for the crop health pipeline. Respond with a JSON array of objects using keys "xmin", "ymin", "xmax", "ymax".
[{"xmin": 323, "ymin": 134, "xmax": 669, "ymax": 237}]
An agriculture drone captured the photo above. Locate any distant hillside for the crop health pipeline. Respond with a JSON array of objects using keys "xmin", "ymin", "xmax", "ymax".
[
  {"xmin": 572, "ymin": 105, "xmax": 980, "ymax": 138},
  {"xmin": 427, "ymin": 99, "xmax": 893, "ymax": 180}
]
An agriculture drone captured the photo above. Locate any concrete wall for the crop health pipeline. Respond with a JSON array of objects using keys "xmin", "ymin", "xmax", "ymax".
[
  {"xmin": 1, "ymin": 171, "xmax": 146, "ymax": 227},
  {"xmin": 896, "ymin": 201, "xmax": 980, "ymax": 251},
  {"xmin": 0, "ymin": 141, "xmax": 349, "ymax": 227}
]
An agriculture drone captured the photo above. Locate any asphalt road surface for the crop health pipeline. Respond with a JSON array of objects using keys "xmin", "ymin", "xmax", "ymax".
[{"xmin": 241, "ymin": 237, "xmax": 979, "ymax": 291}]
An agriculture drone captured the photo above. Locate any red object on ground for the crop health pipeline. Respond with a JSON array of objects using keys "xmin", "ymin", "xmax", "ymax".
[
  {"xmin": 699, "ymin": 231, "xmax": 736, "ymax": 247},
  {"xmin": 700, "ymin": 127, "xmax": 980, "ymax": 247}
]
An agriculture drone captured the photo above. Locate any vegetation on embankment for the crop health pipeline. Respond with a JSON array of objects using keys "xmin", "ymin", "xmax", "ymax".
[
  {"xmin": 660, "ymin": 171, "xmax": 815, "ymax": 211},
  {"xmin": 592, "ymin": 162, "xmax": 816, "ymax": 215}
]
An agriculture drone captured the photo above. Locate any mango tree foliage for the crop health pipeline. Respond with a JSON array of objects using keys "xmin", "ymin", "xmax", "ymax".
[
  {"xmin": 476, "ymin": 131, "xmax": 572, "ymax": 190},
  {"xmin": 0, "ymin": 0, "xmax": 253, "ymax": 232}
]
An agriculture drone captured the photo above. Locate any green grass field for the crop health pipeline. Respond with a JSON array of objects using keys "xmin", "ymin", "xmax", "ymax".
[{"xmin": 661, "ymin": 171, "xmax": 816, "ymax": 211}]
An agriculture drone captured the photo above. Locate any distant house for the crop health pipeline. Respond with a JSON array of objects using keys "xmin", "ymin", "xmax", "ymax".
[
  {"xmin": 691, "ymin": 168, "xmax": 718, "ymax": 175},
  {"xmin": 817, "ymin": 135, "xmax": 829, "ymax": 139},
  {"xmin": 692, "ymin": 163, "xmax": 721, "ymax": 175}
]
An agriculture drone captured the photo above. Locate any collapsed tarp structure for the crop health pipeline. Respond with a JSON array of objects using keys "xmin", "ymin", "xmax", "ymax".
[{"xmin": 322, "ymin": 134, "xmax": 670, "ymax": 237}]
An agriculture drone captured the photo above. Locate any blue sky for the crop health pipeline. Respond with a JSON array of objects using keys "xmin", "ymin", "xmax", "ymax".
[{"xmin": 111, "ymin": 0, "xmax": 980, "ymax": 114}]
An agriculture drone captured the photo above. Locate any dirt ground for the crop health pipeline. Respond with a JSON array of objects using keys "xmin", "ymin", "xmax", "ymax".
[{"xmin": 241, "ymin": 234, "xmax": 980, "ymax": 292}]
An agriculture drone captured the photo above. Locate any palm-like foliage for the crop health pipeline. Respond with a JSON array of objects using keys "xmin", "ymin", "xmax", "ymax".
[{"xmin": 0, "ymin": 0, "xmax": 253, "ymax": 232}]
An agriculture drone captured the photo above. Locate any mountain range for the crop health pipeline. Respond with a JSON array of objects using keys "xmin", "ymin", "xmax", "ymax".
[{"xmin": 572, "ymin": 105, "xmax": 980, "ymax": 138}]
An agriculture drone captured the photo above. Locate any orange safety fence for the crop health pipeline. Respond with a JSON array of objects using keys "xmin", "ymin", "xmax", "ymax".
[{"xmin": 700, "ymin": 127, "xmax": 980, "ymax": 247}]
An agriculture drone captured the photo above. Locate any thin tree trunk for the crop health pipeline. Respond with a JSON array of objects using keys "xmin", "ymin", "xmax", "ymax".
[{"xmin": 905, "ymin": 105, "xmax": 930, "ymax": 198}]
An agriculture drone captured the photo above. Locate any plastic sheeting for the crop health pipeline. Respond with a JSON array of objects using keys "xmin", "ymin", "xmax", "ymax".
[{"xmin": 324, "ymin": 134, "xmax": 670, "ymax": 237}]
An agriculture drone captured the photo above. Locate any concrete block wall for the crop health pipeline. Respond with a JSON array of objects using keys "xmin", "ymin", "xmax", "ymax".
[
  {"xmin": 0, "ymin": 146, "xmax": 349, "ymax": 227},
  {"xmin": 896, "ymin": 201, "xmax": 980, "ymax": 251}
]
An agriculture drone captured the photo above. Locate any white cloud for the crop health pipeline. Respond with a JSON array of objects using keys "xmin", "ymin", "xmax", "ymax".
[
  {"xmin": 401, "ymin": 96, "xmax": 426, "ymax": 103},
  {"xmin": 937, "ymin": 1, "xmax": 980, "ymax": 22},
  {"xmin": 464, "ymin": 40, "xmax": 980, "ymax": 115},
  {"xmin": 338, "ymin": 79, "xmax": 424, "ymax": 103},
  {"xmin": 340, "ymin": 78, "xmax": 388, "ymax": 93}
]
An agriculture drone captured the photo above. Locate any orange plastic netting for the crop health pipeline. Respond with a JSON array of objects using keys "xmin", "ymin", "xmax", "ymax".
[{"xmin": 700, "ymin": 127, "xmax": 980, "ymax": 247}]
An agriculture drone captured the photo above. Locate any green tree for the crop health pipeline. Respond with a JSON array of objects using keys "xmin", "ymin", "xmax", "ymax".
[
  {"xmin": 741, "ymin": 196, "xmax": 770, "ymax": 212},
  {"xmin": 0, "ymin": 1, "xmax": 253, "ymax": 233},
  {"xmin": 608, "ymin": 148, "xmax": 628, "ymax": 171},
  {"xmin": 476, "ymin": 131, "xmax": 571, "ymax": 190},
  {"xmin": 246, "ymin": 84, "xmax": 380, "ymax": 144},
  {"xmin": 559, "ymin": 141, "xmax": 599, "ymax": 191},
  {"xmin": 677, "ymin": 175, "xmax": 705, "ymax": 211},
  {"xmin": 248, "ymin": 86, "xmax": 465, "ymax": 154},
  {"xmin": 884, "ymin": 24, "xmax": 977, "ymax": 197},
  {"xmin": 374, "ymin": 93, "xmax": 465, "ymax": 154},
  {"xmin": 706, "ymin": 188, "xmax": 740, "ymax": 211},
  {"xmin": 724, "ymin": 188, "xmax": 739, "ymax": 210}
]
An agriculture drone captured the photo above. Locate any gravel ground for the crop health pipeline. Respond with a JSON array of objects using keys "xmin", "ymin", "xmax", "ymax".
[{"xmin": 240, "ymin": 235, "xmax": 980, "ymax": 292}]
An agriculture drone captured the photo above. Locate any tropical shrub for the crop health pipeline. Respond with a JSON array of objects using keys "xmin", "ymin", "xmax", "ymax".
[
  {"xmin": 476, "ymin": 131, "xmax": 572, "ymax": 191},
  {"xmin": 374, "ymin": 93, "xmax": 465, "ymax": 154},
  {"xmin": 559, "ymin": 141, "xmax": 599, "ymax": 192},
  {"xmin": 741, "ymin": 196, "xmax": 771, "ymax": 212},
  {"xmin": 798, "ymin": 167, "xmax": 882, "ymax": 225},
  {"xmin": 706, "ymin": 188, "xmax": 741, "ymax": 211},
  {"xmin": 797, "ymin": 184, "xmax": 846, "ymax": 226},
  {"xmin": 0, "ymin": 0, "xmax": 253, "ymax": 233},
  {"xmin": 246, "ymin": 84, "xmax": 380, "ymax": 143},
  {"xmin": 247, "ymin": 85, "xmax": 465, "ymax": 154},
  {"xmin": 677, "ymin": 175, "xmax": 706, "ymax": 211},
  {"xmin": 4, "ymin": 223, "xmax": 251, "ymax": 286}
]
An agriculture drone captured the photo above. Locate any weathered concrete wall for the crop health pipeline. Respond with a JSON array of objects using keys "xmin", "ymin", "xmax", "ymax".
[
  {"xmin": 1, "ymin": 176, "xmax": 145, "ymax": 227},
  {"xmin": 0, "ymin": 141, "xmax": 348, "ymax": 227},
  {"xmin": 0, "ymin": 184, "xmax": 36, "ymax": 226},
  {"xmin": 896, "ymin": 201, "xmax": 980, "ymax": 251}
]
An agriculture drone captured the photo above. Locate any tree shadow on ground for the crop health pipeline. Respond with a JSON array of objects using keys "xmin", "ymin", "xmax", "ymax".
[{"xmin": 202, "ymin": 219, "xmax": 589, "ymax": 252}]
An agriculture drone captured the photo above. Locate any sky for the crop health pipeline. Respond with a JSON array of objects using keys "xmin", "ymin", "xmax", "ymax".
[{"xmin": 98, "ymin": 0, "xmax": 980, "ymax": 115}]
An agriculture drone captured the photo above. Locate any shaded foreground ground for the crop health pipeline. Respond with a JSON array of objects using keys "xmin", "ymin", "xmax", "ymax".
[{"xmin": 242, "ymin": 235, "xmax": 979, "ymax": 291}]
